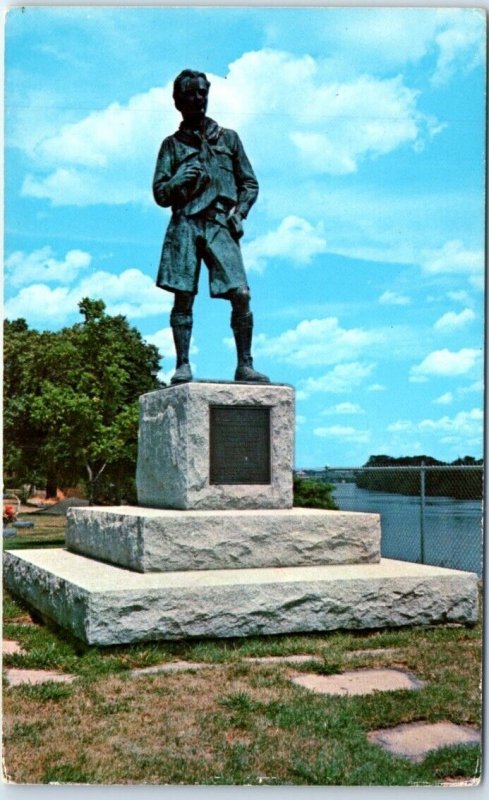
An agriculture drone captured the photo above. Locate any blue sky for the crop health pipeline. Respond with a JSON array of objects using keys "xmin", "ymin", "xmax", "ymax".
[{"xmin": 4, "ymin": 5, "xmax": 485, "ymax": 467}]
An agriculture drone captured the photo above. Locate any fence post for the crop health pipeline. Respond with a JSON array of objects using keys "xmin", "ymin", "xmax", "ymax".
[{"xmin": 419, "ymin": 462, "xmax": 426, "ymax": 564}]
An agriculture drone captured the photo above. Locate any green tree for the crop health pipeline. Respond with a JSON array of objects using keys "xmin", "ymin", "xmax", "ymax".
[
  {"xmin": 355, "ymin": 454, "xmax": 483, "ymax": 500},
  {"xmin": 293, "ymin": 477, "xmax": 338, "ymax": 510},
  {"xmin": 3, "ymin": 299, "xmax": 161, "ymax": 503}
]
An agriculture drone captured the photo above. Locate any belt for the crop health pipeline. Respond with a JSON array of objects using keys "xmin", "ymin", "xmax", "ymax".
[
  {"xmin": 175, "ymin": 201, "xmax": 232, "ymax": 222},
  {"xmin": 201, "ymin": 201, "xmax": 231, "ymax": 220}
]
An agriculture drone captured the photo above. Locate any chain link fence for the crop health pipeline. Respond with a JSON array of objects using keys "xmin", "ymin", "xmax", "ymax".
[{"xmin": 309, "ymin": 465, "xmax": 483, "ymax": 575}]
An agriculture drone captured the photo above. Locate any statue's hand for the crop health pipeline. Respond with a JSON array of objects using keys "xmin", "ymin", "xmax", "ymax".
[
  {"xmin": 227, "ymin": 209, "xmax": 244, "ymax": 240},
  {"xmin": 172, "ymin": 162, "xmax": 203, "ymax": 188}
]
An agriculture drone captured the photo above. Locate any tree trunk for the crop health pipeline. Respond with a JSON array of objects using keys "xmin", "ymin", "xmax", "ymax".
[
  {"xmin": 85, "ymin": 461, "xmax": 107, "ymax": 506},
  {"xmin": 45, "ymin": 473, "xmax": 58, "ymax": 499}
]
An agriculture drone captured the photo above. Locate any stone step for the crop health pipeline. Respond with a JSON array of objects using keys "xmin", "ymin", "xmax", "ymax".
[
  {"xmin": 66, "ymin": 506, "xmax": 381, "ymax": 572},
  {"xmin": 3, "ymin": 548, "xmax": 478, "ymax": 647}
]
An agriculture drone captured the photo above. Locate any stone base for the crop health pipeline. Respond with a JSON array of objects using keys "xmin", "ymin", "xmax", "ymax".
[
  {"xmin": 66, "ymin": 506, "xmax": 381, "ymax": 572},
  {"xmin": 136, "ymin": 382, "xmax": 294, "ymax": 510},
  {"xmin": 3, "ymin": 548, "xmax": 478, "ymax": 646}
]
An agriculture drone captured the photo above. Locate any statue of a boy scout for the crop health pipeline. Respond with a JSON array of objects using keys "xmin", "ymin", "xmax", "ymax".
[{"xmin": 153, "ymin": 69, "xmax": 269, "ymax": 385}]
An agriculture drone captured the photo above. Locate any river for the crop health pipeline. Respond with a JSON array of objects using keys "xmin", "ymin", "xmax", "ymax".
[{"xmin": 332, "ymin": 482, "xmax": 482, "ymax": 576}]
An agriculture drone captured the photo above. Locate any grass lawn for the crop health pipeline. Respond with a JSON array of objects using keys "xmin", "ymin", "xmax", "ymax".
[
  {"xmin": 3, "ymin": 513, "xmax": 66, "ymax": 549},
  {"xmin": 2, "ymin": 516, "xmax": 483, "ymax": 786}
]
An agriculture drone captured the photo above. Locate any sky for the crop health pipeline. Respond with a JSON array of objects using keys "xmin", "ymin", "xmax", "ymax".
[{"xmin": 3, "ymin": 4, "xmax": 486, "ymax": 468}]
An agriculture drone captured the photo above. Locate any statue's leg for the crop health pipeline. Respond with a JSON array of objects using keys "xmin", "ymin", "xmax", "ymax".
[
  {"xmin": 170, "ymin": 291, "xmax": 194, "ymax": 384},
  {"xmin": 230, "ymin": 289, "xmax": 270, "ymax": 383}
]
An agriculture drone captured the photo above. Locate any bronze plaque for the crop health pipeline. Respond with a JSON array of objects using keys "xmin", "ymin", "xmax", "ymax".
[{"xmin": 209, "ymin": 405, "xmax": 271, "ymax": 485}]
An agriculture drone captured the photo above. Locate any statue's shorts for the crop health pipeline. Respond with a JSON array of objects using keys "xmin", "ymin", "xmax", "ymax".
[{"xmin": 156, "ymin": 208, "xmax": 248, "ymax": 298}]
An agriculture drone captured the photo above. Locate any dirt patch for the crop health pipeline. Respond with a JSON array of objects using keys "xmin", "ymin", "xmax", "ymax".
[
  {"xmin": 244, "ymin": 655, "xmax": 322, "ymax": 665},
  {"xmin": 130, "ymin": 655, "xmax": 322, "ymax": 676},
  {"xmin": 35, "ymin": 497, "xmax": 89, "ymax": 516},
  {"xmin": 2, "ymin": 664, "xmax": 301, "ymax": 784},
  {"xmin": 131, "ymin": 660, "xmax": 213, "ymax": 676},
  {"xmin": 345, "ymin": 648, "xmax": 400, "ymax": 660}
]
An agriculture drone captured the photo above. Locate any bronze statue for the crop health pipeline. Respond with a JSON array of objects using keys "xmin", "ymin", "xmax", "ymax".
[{"xmin": 153, "ymin": 69, "xmax": 269, "ymax": 384}]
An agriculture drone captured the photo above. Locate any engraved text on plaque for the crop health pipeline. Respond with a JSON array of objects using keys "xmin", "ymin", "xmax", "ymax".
[{"xmin": 209, "ymin": 405, "xmax": 271, "ymax": 485}]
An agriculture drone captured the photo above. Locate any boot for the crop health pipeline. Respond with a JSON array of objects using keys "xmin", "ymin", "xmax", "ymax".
[
  {"xmin": 231, "ymin": 311, "xmax": 270, "ymax": 383},
  {"xmin": 170, "ymin": 311, "xmax": 193, "ymax": 384}
]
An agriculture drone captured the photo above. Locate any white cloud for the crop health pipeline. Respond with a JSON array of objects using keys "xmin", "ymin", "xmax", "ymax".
[
  {"xmin": 458, "ymin": 380, "xmax": 483, "ymax": 396},
  {"xmin": 419, "ymin": 408, "xmax": 483, "ymax": 437},
  {"xmin": 5, "ymin": 285, "xmax": 74, "ymax": 326},
  {"xmin": 77, "ymin": 269, "xmax": 171, "ymax": 318},
  {"xmin": 300, "ymin": 362, "xmax": 376, "ymax": 395},
  {"xmin": 322, "ymin": 402, "xmax": 365, "ymax": 415},
  {"xmin": 367, "ymin": 383, "xmax": 386, "ymax": 392},
  {"xmin": 433, "ymin": 308, "xmax": 475, "ymax": 332},
  {"xmin": 323, "ymin": 8, "xmax": 484, "ymax": 81},
  {"xmin": 15, "ymin": 48, "xmax": 440, "ymax": 206},
  {"xmin": 387, "ymin": 407, "xmax": 482, "ymax": 442},
  {"xmin": 410, "ymin": 348, "xmax": 481, "ymax": 381},
  {"xmin": 289, "ymin": 73, "xmax": 432, "ymax": 175},
  {"xmin": 314, "ymin": 424, "xmax": 371, "ymax": 444},
  {"xmin": 253, "ymin": 318, "xmax": 384, "ymax": 367},
  {"xmin": 421, "ymin": 240, "xmax": 484, "ymax": 287},
  {"xmin": 14, "ymin": 82, "xmax": 162, "ymax": 205},
  {"xmin": 431, "ymin": 10, "xmax": 486, "ymax": 86},
  {"xmin": 387, "ymin": 420, "xmax": 413, "ymax": 433},
  {"xmin": 243, "ymin": 216, "xmax": 327, "ymax": 273},
  {"xmin": 272, "ymin": 185, "xmax": 483, "ymax": 276},
  {"xmin": 433, "ymin": 392, "xmax": 453, "ymax": 405},
  {"xmin": 23, "ymin": 168, "xmax": 151, "ymax": 207},
  {"xmin": 447, "ymin": 290, "xmax": 472, "ymax": 305},
  {"xmin": 379, "ymin": 290, "xmax": 411, "ymax": 306},
  {"xmin": 21, "ymin": 86, "xmax": 175, "ymax": 206},
  {"xmin": 5, "ymin": 246, "xmax": 92, "ymax": 287},
  {"xmin": 5, "ymin": 268, "xmax": 171, "ymax": 326}
]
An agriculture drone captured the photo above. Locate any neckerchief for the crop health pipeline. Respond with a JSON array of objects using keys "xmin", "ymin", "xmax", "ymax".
[{"xmin": 174, "ymin": 117, "xmax": 221, "ymax": 149}]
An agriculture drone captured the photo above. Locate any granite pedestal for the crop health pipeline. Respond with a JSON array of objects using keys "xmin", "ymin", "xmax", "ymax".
[
  {"xmin": 136, "ymin": 382, "xmax": 294, "ymax": 509},
  {"xmin": 3, "ymin": 382, "xmax": 479, "ymax": 645}
]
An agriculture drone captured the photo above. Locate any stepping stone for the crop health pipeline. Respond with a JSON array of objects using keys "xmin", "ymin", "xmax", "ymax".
[
  {"xmin": 368, "ymin": 721, "xmax": 481, "ymax": 762},
  {"xmin": 291, "ymin": 668, "xmax": 424, "ymax": 696},
  {"xmin": 5, "ymin": 669, "xmax": 76, "ymax": 687},
  {"xmin": 2, "ymin": 640, "xmax": 26, "ymax": 655}
]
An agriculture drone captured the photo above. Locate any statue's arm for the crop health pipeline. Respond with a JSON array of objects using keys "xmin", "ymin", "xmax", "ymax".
[
  {"xmin": 231, "ymin": 133, "xmax": 259, "ymax": 219},
  {"xmin": 153, "ymin": 138, "xmax": 181, "ymax": 208}
]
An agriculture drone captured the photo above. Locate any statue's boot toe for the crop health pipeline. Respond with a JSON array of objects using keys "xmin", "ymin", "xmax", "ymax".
[
  {"xmin": 171, "ymin": 363, "xmax": 193, "ymax": 384},
  {"xmin": 235, "ymin": 364, "xmax": 270, "ymax": 383}
]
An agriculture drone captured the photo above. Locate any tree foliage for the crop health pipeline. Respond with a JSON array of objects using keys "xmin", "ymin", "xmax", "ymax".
[
  {"xmin": 3, "ymin": 299, "xmax": 161, "ymax": 503},
  {"xmin": 356, "ymin": 454, "xmax": 483, "ymax": 500},
  {"xmin": 293, "ymin": 477, "xmax": 338, "ymax": 510}
]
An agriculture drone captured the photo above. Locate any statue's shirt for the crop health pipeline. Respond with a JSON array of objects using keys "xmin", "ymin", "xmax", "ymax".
[{"xmin": 153, "ymin": 117, "xmax": 259, "ymax": 218}]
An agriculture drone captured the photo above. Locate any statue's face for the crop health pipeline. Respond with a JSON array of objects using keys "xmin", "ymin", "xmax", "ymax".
[{"xmin": 177, "ymin": 76, "xmax": 209, "ymax": 117}]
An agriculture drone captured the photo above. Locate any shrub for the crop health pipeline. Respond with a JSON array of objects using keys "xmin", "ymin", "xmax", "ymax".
[{"xmin": 293, "ymin": 477, "xmax": 337, "ymax": 510}]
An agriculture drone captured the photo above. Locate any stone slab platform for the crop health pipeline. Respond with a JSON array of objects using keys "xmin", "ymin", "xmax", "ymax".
[
  {"xmin": 3, "ymin": 549, "xmax": 478, "ymax": 646},
  {"xmin": 66, "ymin": 506, "xmax": 381, "ymax": 572}
]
